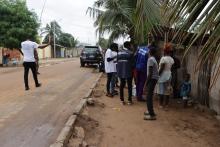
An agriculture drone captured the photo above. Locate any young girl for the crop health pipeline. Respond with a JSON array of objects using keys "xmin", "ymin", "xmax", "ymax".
[{"xmin": 180, "ymin": 74, "xmax": 191, "ymax": 107}]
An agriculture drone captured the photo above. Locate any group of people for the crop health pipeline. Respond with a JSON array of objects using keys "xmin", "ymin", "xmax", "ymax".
[{"xmin": 105, "ymin": 41, "xmax": 191, "ymax": 120}]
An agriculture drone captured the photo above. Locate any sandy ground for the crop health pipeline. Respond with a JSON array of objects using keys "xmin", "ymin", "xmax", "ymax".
[{"xmin": 68, "ymin": 75, "xmax": 220, "ymax": 147}]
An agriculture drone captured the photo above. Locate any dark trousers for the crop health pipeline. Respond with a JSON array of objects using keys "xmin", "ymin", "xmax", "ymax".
[
  {"xmin": 106, "ymin": 73, "xmax": 113, "ymax": 94},
  {"xmin": 136, "ymin": 70, "xmax": 147, "ymax": 100},
  {"xmin": 171, "ymin": 71, "xmax": 178, "ymax": 98},
  {"xmin": 146, "ymin": 79, "xmax": 157, "ymax": 116},
  {"xmin": 23, "ymin": 62, "xmax": 39, "ymax": 88},
  {"xmin": 36, "ymin": 60, "xmax": 39, "ymax": 73},
  {"xmin": 120, "ymin": 77, "xmax": 132, "ymax": 102}
]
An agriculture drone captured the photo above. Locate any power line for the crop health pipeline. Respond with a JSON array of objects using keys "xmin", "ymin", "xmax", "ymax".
[{"xmin": 39, "ymin": 0, "xmax": 47, "ymax": 24}]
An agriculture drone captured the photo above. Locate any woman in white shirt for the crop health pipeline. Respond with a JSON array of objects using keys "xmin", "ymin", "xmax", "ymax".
[{"xmin": 157, "ymin": 44, "xmax": 174, "ymax": 109}]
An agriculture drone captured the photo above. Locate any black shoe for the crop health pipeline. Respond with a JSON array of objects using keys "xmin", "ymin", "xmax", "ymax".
[
  {"xmin": 144, "ymin": 112, "xmax": 157, "ymax": 116},
  {"xmin": 121, "ymin": 101, "xmax": 126, "ymax": 105},
  {"xmin": 127, "ymin": 101, "xmax": 133, "ymax": 105},
  {"xmin": 144, "ymin": 115, "xmax": 156, "ymax": 120},
  {"xmin": 113, "ymin": 90, "xmax": 119, "ymax": 95},
  {"xmin": 36, "ymin": 83, "xmax": 42, "ymax": 88},
  {"xmin": 25, "ymin": 87, "xmax": 30, "ymax": 91}
]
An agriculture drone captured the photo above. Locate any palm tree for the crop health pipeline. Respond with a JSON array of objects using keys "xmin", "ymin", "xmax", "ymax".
[
  {"xmin": 161, "ymin": 0, "xmax": 220, "ymax": 107},
  {"xmin": 40, "ymin": 21, "xmax": 62, "ymax": 57},
  {"xmin": 162, "ymin": 0, "xmax": 220, "ymax": 88},
  {"xmin": 87, "ymin": 0, "xmax": 160, "ymax": 44}
]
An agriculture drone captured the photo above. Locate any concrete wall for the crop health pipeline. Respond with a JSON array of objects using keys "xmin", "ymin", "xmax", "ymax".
[
  {"xmin": 185, "ymin": 47, "xmax": 200, "ymax": 98},
  {"xmin": 210, "ymin": 59, "xmax": 220, "ymax": 114},
  {"xmin": 37, "ymin": 46, "xmax": 52, "ymax": 59},
  {"xmin": 184, "ymin": 46, "xmax": 220, "ymax": 114}
]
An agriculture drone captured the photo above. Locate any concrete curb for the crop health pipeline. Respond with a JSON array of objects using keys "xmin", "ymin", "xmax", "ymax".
[{"xmin": 50, "ymin": 72, "xmax": 103, "ymax": 147}]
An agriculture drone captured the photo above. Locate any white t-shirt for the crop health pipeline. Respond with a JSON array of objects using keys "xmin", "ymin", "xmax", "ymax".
[
  {"xmin": 159, "ymin": 56, "xmax": 174, "ymax": 71},
  {"xmin": 158, "ymin": 56, "xmax": 174, "ymax": 83},
  {"xmin": 105, "ymin": 49, "xmax": 117, "ymax": 73},
  {"xmin": 21, "ymin": 40, "xmax": 38, "ymax": 62}
]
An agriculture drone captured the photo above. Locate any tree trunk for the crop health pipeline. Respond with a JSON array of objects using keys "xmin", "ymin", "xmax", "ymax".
[{"xmin": 197, "ymin": 59, "xmax": 212, "ymax": 107}]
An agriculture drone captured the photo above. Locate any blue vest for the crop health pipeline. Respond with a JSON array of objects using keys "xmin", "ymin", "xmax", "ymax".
[{"xmin": 136, "ymin": 46, "xmax": 149, "ymax": 72}]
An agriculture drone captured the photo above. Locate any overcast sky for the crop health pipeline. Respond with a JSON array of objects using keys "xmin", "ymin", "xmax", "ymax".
[{"xmin": 26, "ymin": 0, "xmax": 97, "ymax": 45}]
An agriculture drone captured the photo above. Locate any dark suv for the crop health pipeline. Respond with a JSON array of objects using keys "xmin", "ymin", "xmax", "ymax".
[{"xmin": 80, "ymin": 46, "xmax": 103, "ymax": 67}]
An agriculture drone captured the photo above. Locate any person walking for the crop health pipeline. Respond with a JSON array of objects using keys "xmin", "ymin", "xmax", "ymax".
[
  {"xmin": 105, "ymin": 43, "xmax": 118, "ymax": 97},
  {"xmin": 117, "ymin": 41, "xmax": 134, "ymax": 105},
  {"xmin": 157, "ymin": 43, "xmax": 174, "ymax": 110},
  {"xmin": 135, "ymin": 46, "xmax": 149, "ymax": 101},
  {"xmin": 144, "ymin": 45, "xmax": 159, "ymax": 120},
  {"xmin": 21, "ymin": 38, "xmax": 50, "ymax": 91}
]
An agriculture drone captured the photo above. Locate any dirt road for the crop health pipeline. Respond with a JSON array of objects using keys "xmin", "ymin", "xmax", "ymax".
[
  {"xmin": 69, "ymin": 75, "xmax": 220, "ymax": 147},
  {"xmin": 0, "ymin": 58, "xmax": 100, "ymax": 147}
]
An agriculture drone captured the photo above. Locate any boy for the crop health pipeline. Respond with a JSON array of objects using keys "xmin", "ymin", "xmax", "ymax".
[{"xmin": 180, "ymin": 74, "xmax": 191, "ymax": 108}]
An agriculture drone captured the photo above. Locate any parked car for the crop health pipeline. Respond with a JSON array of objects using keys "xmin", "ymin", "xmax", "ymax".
[{"xmin": 80, "ymin": 46, "xmax": 103, "ymax": 67}]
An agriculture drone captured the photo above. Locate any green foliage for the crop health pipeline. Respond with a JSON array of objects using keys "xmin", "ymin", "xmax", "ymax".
[
  {"xmin": 0, "ymin": 0, "xmax": 39, "ymax": 49},
  {"xmin": 59, "ymin": 33, "xmax": 77, "ymax": 48},
  {"xmin": 163, "ymin": 0, "xmax": 220, "ymax": 88},
  {"xmin": 97, "ymin": 37, "xmax": 109, "ymax": 49},
  {"xmin": 42, "ymin": 21, "xmax": 77, "ymax": 49},
  {"xmin": 87, "ymin": 0, "xmax": 160, "ymax": 44},
  {"xmin": 41, "ymin": 21, "xmax": 62, "ymax": 46}
]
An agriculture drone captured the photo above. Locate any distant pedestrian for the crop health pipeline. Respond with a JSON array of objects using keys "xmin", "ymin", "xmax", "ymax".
[
  {"xmin": 135, "ymin": 46, "xmax": 149, "ymax": 101},
  {"xmin": 117, "ymin": 41, "xmax": 134, "ymax": 105},
  {"xmin": 157, "ymin": 43, "xmax": 174, "ymax": 110},
  {"xmin": 2, "ymin": 51, "xmax": 7, "ymax": 66},
  {"xmin": 21, "ymin": 37, "xmax": 50, "ymax": 91},
  {"xmin": 144, "ymin": 45, "xmax": 159, "ymax": 120},
  {"xmin": 180, "ymin": 73, "xmax": 191, "ymax": 108},
  {"xmin": 105, "ymin": 43, "xmax": 118, "ymax": 97}
]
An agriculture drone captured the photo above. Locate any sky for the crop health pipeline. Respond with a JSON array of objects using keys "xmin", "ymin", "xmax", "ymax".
[{"xmin": 26, "ymin": 0, "xmax": 98, "ymax": 45}]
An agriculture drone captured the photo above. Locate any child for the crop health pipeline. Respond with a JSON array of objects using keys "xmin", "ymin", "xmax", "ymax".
[{"xmin": 180, "ymin": 74, "xmax": 191, "ymax": 107}]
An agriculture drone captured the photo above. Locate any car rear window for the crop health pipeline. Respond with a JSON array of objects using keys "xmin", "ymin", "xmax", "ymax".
[{"xmin": 84, "ymin": 47, "xmax": 99, "ymax": 53}]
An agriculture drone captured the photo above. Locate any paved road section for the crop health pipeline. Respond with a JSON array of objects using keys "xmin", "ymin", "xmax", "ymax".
[{"xmin": 0, "ymin": 59, "xmax": 99, "ymax": 147}]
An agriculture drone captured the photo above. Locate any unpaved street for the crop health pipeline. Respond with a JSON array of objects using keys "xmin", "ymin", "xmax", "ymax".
[
  {"xmin": 68, "ymin": 75, "xmax": 220, "ymax": 147},
  {"xmin": 0, "ymin": 58, "xmax": 99, "ymax": 147}
]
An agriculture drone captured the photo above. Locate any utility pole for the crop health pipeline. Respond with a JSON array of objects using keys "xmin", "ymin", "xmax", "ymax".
[{"xmin": 53, "ymin": 22, "xmax": 56, "ymax": 58}]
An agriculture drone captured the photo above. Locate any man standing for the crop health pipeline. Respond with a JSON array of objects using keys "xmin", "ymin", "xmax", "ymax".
[
  {"xmin": 105, "ymin": 43, "xmax": 118, "ymax": 97},
  {"xmin": 21, "ymin": 38, "xmax": 49, "ymax": 90},
  {"xmin": 117, "ymin": 41, "xmax": 134, "ymax": 105},
  {"xmin": 135, "ymin": 46, "xmax": 149, "ymax": 101},
  {"xmin": 144, "ymin": 45, "xmax": 159, "ymax": 120}
]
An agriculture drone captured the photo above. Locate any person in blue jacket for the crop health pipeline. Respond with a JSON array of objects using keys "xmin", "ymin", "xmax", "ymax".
[
  {"xmin": 180, "ymin": 73, "xmax": 191, "ymax": 107},
  {"xmin": 135, "ymin": 46, "xmax": 149, "ymax": 101}
]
